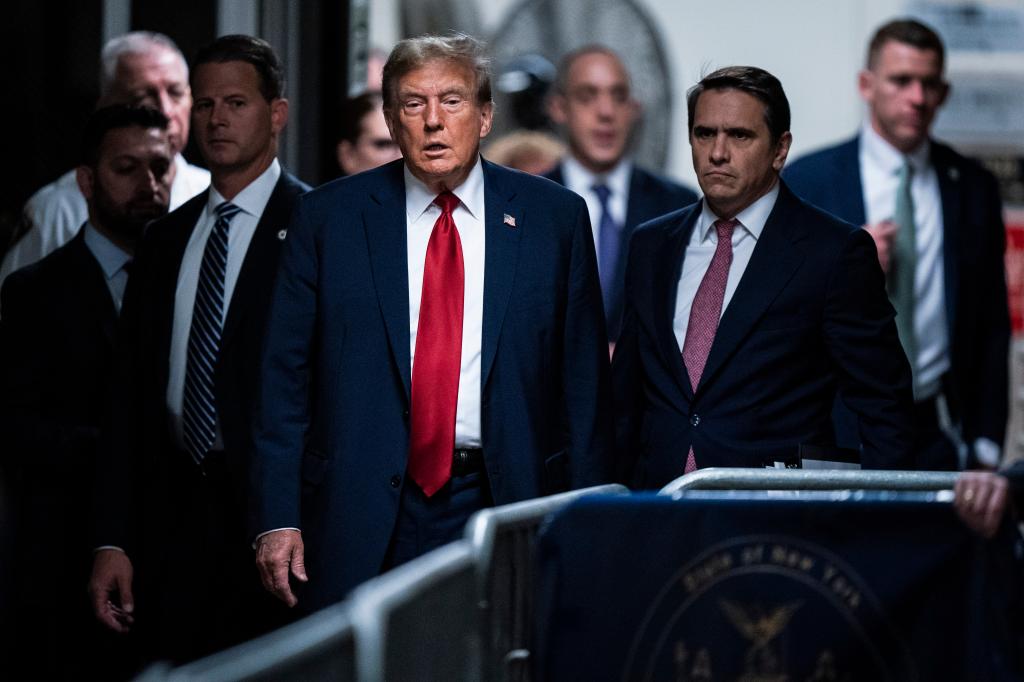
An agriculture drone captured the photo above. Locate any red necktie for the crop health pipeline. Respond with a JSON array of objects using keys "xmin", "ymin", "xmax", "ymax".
[
  {"xmin": 681, "ymin": 218, "xmax": 737, "ymax": 472},
  {"xmin": 408, "ymin": 191, "xmax": 465, "ymax": 496}
]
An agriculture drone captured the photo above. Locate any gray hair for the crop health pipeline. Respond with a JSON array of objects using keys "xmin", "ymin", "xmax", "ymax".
[
  {"xmin": 99, "ymin": 31, "xmax": 188, "ymax": 98},
  {"xmin": 381, "ymin": 33, "xmax": 492, "ymax": 111}
]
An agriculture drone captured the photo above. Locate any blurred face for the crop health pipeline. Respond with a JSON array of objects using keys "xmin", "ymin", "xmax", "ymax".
[
  {"xmin": 191, "ymin": 60, "xmax": 288, "ymax": 178},
  {"xmin": 549, "ymin": 51, "xmax": 638, "ymax": 173},
  {"xmin": 78, "ymin": 126, "xmax": 172, "ymax": 243},
  {"xmin": 859, "ymin": 41, "xmax": 948, "ymax": 153},
  {"xmin": 108, "ymin": 47, "xmax": 191, "ymax": 155},
  {"xmin": 690, "ymin": 88, "xmax": 791, "ymax": 219},
  {"xmin": 386, "ymin": 59, "xmax": 493, "ymax": 193},
  {"xmin": 337, "ymin": 105, "xmax": 401, "ymax": 175}
]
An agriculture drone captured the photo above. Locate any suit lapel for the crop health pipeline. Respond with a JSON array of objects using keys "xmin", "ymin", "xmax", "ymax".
[
  {"xmin": 657, "ymin": 208, "xmax": 700, "ymax": 401},
  {"xmin": 933, "ymin": 143, "xmax": 962, "ymax": 339},
  {"xmin": 697, "ymin": 185, "xmax": 805, "ymax": 392},
  {"xmin": 222, "ymin": 175, "xmax": 295, "ymax": 347},
  {"xmin": 69, "ymin": 231, "xmax": 118, "ymax": 346},
  {"xmin": 843, "ymin": 137, "xmax": 868, "ymax": 226},
  {"xmin": 481, "ymin": 160, "xmax": 522, "ymax": 389},
  {"xmin": 364, "ymin": 162, "xmax": 413, "ymax": 398}
]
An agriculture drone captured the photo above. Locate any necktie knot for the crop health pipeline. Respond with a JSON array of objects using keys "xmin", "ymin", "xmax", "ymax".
[
  {"xmin": 433, "ymin": 191, "xmax": 460, "ymax": 216},
  {"xmin": 591, "ymin": 183, "xmax": 612, "ymax": 208},
  {"xmin": 713, "ymin": 218, "xmax": 738, "ymax": 243}
]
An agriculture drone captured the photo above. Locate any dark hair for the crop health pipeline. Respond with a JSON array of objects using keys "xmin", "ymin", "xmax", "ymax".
[
  {"xmin": 80, "ymin": 104, "xmax": 169, "ymax": 166},
  {"xmin": 192, "ymin": 34, "xmax": 285, "ymax": 101},
  {"xmin": 686, "ymin": 66, "xmax": 790, "ymax": 144},
  {"xmin": 553, "ymin": 44, "xmax": 627, "ymax": 94},
  {"xmin": 382, "ymin": 33, "xmax": 492, "ymax": 111},
  {"xmin": 867, "ymin": 19, "xmax": 945, "ymax": 71},
  {"xmin": 338, "ymin": 91, "xmax": 384, "ymax": 144}
]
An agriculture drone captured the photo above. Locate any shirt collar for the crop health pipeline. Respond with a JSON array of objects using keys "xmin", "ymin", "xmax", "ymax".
[
  {"xmin": 561, "ymin": 154, "xmax": 633, "ymax": 198},
  {"xmin": 861, "ymin": 121, "xmax": 931, "ymax": 174},
  {"xmin": 207, "ymin": 157, "xmax": 281, "ymax": 218},
  {"xmin": 696, "ymin": 181, "xmax": 780, "ymax": 243},
  {"xmin": 404, "ymin": 156, "xmax": 486, "ymax": 222},
  {"xmin": 82, "ymin": 222, "xmax": 132, "ymax": 280}
]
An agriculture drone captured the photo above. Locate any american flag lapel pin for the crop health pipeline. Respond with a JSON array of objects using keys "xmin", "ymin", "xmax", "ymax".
[{"xmin": 503, "ymin": 213, "xmax": 516, "ymax": 228}]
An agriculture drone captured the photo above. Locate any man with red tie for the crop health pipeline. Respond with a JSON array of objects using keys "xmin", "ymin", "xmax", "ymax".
[
  {"xmin": 612, "ymin": 66, "xmax": 913, "ymax": 489},
  {"xmin": 253, "ymin": 33, "xmax": 612, "ymax": 612}
]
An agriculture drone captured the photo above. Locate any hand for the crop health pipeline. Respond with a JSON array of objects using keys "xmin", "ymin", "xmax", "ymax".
[
  {"xmin": 954, "ymin": 471, "xmax": 1010, "ymax": 539},
  {"xmin": 256, "ymin": 529, "xmax": 308, "ymax": 607},
  {"xmin": 89, "ymin": 549, "xmax": 135, "ymax": 633},
  {"xmin": 863, "ymin": 220, "xmax": 898, "ymax": 274}
]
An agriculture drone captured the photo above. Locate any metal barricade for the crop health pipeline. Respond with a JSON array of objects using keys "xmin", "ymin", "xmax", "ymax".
[
  {"xmin": 464, "ymin": 484, "xmax": 629, "ymax": 682},
  {"xmin": 143, "ymin": 601, "xmax": 357, "ymax": 681},
  {"xmin": 659, "ymin": 467, "xmax": 959, "ymax": 497},
  {"xmin": 349, "ymin": 540, "xmax": 478, "ymax": 682}
]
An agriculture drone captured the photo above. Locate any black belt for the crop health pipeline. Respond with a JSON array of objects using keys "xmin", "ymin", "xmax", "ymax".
[{"xmin": 452, "ymin": 448, "xmax": 485, "ymax": 477}]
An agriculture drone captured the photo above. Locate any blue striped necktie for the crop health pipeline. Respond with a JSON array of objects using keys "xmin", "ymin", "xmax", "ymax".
[
  {"xmin": 591, "ymin": 183, "xmax": 621, "ymax": 317},
  {"xmin": 183, "ymin": 201, "xmax": 241, "ymax": 464}
]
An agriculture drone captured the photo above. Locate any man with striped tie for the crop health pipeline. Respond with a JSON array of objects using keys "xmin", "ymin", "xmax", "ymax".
[{"xmin": 89, "ymin": 35, "xmax": 308, "ymax": 665}]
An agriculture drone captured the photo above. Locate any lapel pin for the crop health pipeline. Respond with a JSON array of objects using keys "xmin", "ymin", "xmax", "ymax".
[
  {"xmin": 277, "ymin": 229, "xmax": 287, "ymax": 240},
  {"xmin": 948, "ymin": 167, "xmax": 959, "ymax": 181},
  {"xmin": 503, "ymin": 213, "xmax": 516, "ymax": 228}
]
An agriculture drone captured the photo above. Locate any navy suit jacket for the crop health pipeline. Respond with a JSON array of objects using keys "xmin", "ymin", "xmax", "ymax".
[
  {"xmin": 253, "ymin": 158, "xmax": 613, "ymax": 610},
  {"xmin": 784, "ymin": 136, "xmax": 1009, "ymax": 457},
  {"xmin": 95, "ymin": 171, "xmax": 309, "ymax": 556},
  {"xmin": 613, "ymin": 182, "xmax": 914, "ymax": 489},
  {"xmin": 545, "ymin": 163, "xmax": 698, "ymax": 340}
]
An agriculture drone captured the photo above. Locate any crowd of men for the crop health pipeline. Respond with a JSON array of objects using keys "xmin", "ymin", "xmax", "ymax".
[{"xmin": 0, "ymin": 16, "xmax": 1021, "ymax": 679}]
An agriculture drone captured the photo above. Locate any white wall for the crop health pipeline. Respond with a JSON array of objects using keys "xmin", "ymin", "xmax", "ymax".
[{"xmin": 370, "ymin": 0, "xmax": 909, "ymax": 185}]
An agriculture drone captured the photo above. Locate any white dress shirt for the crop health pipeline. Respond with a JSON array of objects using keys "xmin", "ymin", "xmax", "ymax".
[
  {"xmin": 405, "ymin": 158, "xmax": 485, "ymax": 448},
  {"xmin": 166, "ymin": 159, "xmax": 281, "ymax": 448},
  {"xmin": 860, "ymin": 122, "xmax": 948, "ymax": 401},
  {"xmin": 673, "ymin": 183, "xmax": 780, "ymax": 350},
  {"xmin": 82, "ymin": 223, "xmax": 132, "ymax": 313},
  {"xmin": 3, "ymin": 154, "xmax": 210, "ymax": 286},
  {"xmin": 559, "ymin": 155, "xmax": 632, "ymax": 262}
]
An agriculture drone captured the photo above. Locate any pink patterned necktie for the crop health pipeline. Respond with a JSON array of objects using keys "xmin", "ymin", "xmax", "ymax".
[{"xmin": 681, "ymin": 218, "xmax": 738, "ymax": 472}]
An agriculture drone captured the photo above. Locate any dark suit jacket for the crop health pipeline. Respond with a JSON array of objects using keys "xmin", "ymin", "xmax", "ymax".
[
  {"xmin": 545, "ymin": 163, "xmax": 699, "ymax": 340},
  {"xmin": 253, "ymin": 159, "xmax": 613, "ymax": 610},
  {"xmin": 784, "ymin": 136, "xmax": 1010, "ymax": 458},
  {"xmin": 96, "ymin": 171, "xmax": 308, "ymax": 552},
  {"xmin": 613, "ymin": 182, "xmax": 914, "ymax": 489},
  {"xmin": 0, "ymin": 229, "xmax": 119, "ymax": 674}
]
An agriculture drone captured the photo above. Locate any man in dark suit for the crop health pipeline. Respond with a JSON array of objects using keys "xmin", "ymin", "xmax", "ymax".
[
  {"xmin": 784, "ymin": 19, "xmax": 1009, "ymax": 472},
  {"xmin": 0, "ymin": 105, "xmax": 173, "ymax": 679},
  {"xmin": 89, "ymin": 35, "xmax": 309, "ymax": 664},
  {"xmin": 613, "ymin": 66, "xmax": 913, "ymax": 490},
  {"xmin": 544, "ymin": 45, "xmax": 698, "ymax": 343},
  {"xmin": 253, "ymin": 33, "xmax": 612, "ymax": 613}
]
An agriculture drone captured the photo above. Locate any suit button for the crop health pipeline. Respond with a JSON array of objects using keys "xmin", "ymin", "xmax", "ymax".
[
  {"xmin": 690, "ymin": 414, "xmax": 700, "ymax": 427},
  {"xmin": 402, "ymin": 409, "xmax": 410, "ymax": 420},
  {"xmin": 390, "ymin": 475, "xmax": 401, "ymax": 488}
]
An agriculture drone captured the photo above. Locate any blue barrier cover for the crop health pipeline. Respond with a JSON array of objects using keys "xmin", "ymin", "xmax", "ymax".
[{"xmin": 534, "ymin": 493, "xmax": 1022, "ymax": 681}]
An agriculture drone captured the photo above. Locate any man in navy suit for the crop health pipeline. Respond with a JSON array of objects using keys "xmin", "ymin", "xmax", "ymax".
[
  {"xmin": 545, "ymin": 45, "xmax": 698, "ymax": 343},
  {"xmin": 1, "ymin": 104, "xmax": 172, "ymax": 679},
  {"xmin": 89, "ymin": 36, "xmax": 308, "ymax": 664},
  {"xmin": 613, "ymin": 66, "xmax": 913, "ymax": 490},
  {"xmin": 253, "ymin": 33, "xmax": 612, "ymax": 612},
  {"xmin": 784, "ymin": 19, "xmax": 1009, "ymax": 472}
]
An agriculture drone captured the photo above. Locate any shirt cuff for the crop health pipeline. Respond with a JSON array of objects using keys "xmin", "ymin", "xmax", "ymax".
[
  {"xmin": 252, "ymin": 527, "xmax": 301, "ymax": 550},
  {"xmin": 973, "ymin": 438, "xmax": 1001, "ymax": 468}
]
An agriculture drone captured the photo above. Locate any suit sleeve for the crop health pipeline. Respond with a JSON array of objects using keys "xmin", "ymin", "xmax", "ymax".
[
  {"xmin": 822, "ymin": 227, "xmax": 914, "ymax": 469},
  {"xmin": 967, "ymin": 171, "xmax": 1010, "ymax": 448},
  {"xmin": 0, "ymin": 272, "xmax": 90, "ymax": 472},
  {"xmin": 250, "ymin": 196, "xmax": 319, "ymax": 537},
  {"xmin": 562, "ymin": 198, "xmax": 614, "ymax": 488},
  {"xmin": 611, "ymin": 230, "xmax": 644, "ymax": 486}
]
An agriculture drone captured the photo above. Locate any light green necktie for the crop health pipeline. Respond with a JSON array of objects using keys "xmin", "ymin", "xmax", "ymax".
[{"xmin": 890, "ymin": 159, "xmax": 917, "ymax": 390}]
